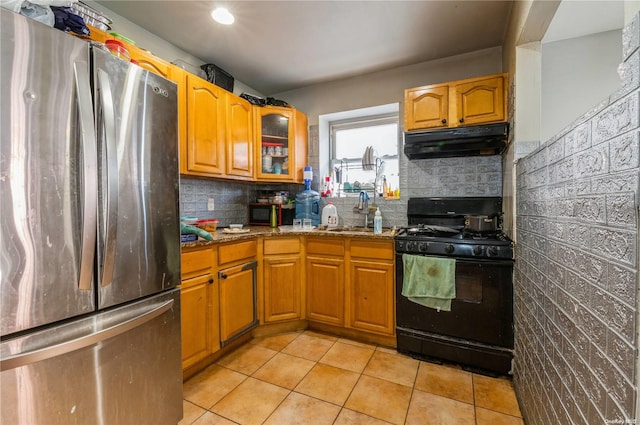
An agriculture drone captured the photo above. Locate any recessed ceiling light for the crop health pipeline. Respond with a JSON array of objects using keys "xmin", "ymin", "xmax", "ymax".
[{"xmin": 211, "ymin": 7, "xmax": 234, "ymax": 25}]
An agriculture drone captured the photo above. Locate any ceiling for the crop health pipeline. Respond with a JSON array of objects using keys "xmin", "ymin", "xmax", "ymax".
[
  {"xmin": 543, "ymin": 0, "xmax": 624, "ymax": 43},
  {"xmin": 96, "ymin": 1, "xmax": 513, "ymax": 95}
]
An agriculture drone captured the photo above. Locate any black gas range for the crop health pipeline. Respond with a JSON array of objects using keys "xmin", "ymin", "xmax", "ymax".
[
  {"xmin": 396, "ymin": 225, "xmax": 513, "ymax": 260},
  {"xmin": 395, "ymin": 197, "xmax": 515, "ymax": 376}
]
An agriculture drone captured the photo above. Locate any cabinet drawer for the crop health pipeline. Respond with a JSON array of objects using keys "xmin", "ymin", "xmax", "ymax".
[
  {"xmin": 306, "ymin": 238, "xmax": 344, "ymax": 256},
  {"xmin": 350, "ymin": 240, "xmax": 394, "ymax": 260},
  {"xmin": 219, "ymin": 240, "xmax": 257, "ymax": 266},
  {"xmin": 181, "ymin": 247, "xmax": 214, "ymax": 280},
  {"xmin": 264, "ymin": 237, "xmax": 300, "ymax": 255},
  {"xmin": 179, "ymin": 272, "xmax": 214, "ymax": 290}
]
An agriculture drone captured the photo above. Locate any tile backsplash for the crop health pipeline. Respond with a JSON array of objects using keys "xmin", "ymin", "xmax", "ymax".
[
  {"xmin": 179, "ymin": 177, "xmax": 303, "ymax": 226},
  {"xmin": 179, "ymin": 177, "xmax": 253, "ymax": 225}
]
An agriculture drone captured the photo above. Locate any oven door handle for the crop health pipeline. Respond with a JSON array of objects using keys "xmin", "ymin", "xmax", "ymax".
[{"xmin": 396, "ymin": 254, "xmax": 513, "ymax": 266}]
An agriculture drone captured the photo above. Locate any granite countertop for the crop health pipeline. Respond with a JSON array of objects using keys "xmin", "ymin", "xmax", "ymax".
[{"xmin": 181, "ymin": 225, "xmax": 396, "ymax": 248}]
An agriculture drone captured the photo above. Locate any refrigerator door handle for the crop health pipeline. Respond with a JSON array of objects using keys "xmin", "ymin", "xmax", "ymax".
[
  {"xmin": 96, "ymin": 69, "xmax": 119, "ymax": 288},
  {"xmin": 0, "ymin": 298, "xmax": 174, "ymax": 372},
  {"xmin": 73, "ymin": 63, "xmax": 98, "ymax": 291}
]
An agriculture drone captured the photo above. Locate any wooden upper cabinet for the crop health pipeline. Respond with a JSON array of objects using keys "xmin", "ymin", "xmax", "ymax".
[
  {"xmin": 404, "ymin": 85, "xmax": 449, "ymax": 131},
  {"xmin": 86, "ymin": 25, "xmax": 110, "ymax": 44},
  {"xmin": 128, "ymin": 45, "xmax": 173, "ymax": 81},
  {"xmin": 293, "ymin": 109, "xmax": 308, "ymax": 183},
  {"xmin": 185, "ymin": 75, "xmax": 226, "ymax": 175},
  {"xmin": 226, "ymin": 94, "xmax": 254, "ymax": 179},
  {"xmin": 404, "ymin": 73, "xmax": 506, "ymax": 131},
  {"xmin": 85, "ymin": 26, "xmax": 173, "ymax": 82},
  {"xmin": 454, "ymin": 74, "xmax": 505, "ymax": 126},
  {"xmin": 254, "ymin": 106, "xmax": 295, "ymax": 182}
]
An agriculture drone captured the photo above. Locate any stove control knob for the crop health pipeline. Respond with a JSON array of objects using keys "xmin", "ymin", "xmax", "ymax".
[
  {"xmin": 444, "ymin": 244, "xmax": 455, "ymax": 254},
  {"xmin": 418, "ymin": 242, "xmax": 427, "ymax": 252},
  {"xmin": 473, "ymin": 245, "xmax": 482, "ymax": 256},
  {"xmin": 406, "ymin": 241, "xmax": 416, "ymax": 251},
  {"xmin": 487, "ymin": 246, "xmax": 499, "ymax": 257},
  {"xmin": 396, "ymin": 241, "xmax": 405, "ymax": 251}
]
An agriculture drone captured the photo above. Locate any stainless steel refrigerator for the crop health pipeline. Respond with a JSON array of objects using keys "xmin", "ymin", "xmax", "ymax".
[{"xmin": 0, "ymin": 10, "xmax": 183, "ymax": 425}]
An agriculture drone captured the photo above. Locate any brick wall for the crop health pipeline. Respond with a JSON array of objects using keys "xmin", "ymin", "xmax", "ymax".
[{"xmin": 513, "ymin": 14, "xmax": 640, "ymax": 424}]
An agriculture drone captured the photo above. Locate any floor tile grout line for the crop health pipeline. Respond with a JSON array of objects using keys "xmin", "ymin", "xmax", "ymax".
[
  {"xmin": 472, "ymin": 372, "xmax": 478, "ymax": 425},
  {"xmin": 402, "ymin": 355, "xmax": 422, "ymax": 425},
  {"xmin": 183, "ymin": 331, "xmax": 523, "ymax": 425}
]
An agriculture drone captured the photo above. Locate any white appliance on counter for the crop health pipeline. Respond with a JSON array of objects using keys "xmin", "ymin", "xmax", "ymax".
[{"xmin": 1, "ymin": 10, "xmax": 183, "ymax": 424}]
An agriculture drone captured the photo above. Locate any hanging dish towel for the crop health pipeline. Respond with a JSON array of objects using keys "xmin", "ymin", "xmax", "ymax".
[{"xmin": 402, "ymin": 254, "xmax": 456, "ymax": 311}]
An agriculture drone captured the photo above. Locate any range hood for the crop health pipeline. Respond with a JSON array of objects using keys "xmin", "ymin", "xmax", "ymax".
[{"xmin": 403, "ymin": 122, "xmax": 509, "ymax": 159}]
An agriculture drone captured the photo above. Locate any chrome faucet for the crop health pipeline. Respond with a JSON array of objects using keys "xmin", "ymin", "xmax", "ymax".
[{"xmin": 355, "ymin": 191, "xmax": 372, "ymax": 228}]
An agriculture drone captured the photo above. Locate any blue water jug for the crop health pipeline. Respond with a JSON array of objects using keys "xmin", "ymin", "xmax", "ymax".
[{"xmin": 295, "ymin": 166, "xmax": 320, "ymax": 226}]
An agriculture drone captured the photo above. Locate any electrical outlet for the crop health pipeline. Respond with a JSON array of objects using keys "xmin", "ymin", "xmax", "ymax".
[{"xmin": 207, "ymin": 198, "xmax": 215, "ymax": 211}]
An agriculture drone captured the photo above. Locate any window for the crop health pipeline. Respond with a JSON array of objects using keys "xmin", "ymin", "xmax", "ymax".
[{"xmin": 330, "ymin": 113, "xmax": 399, "ymax": 196}]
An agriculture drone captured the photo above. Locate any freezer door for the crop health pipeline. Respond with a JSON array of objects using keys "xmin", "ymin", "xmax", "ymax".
[
  {"xmin": 1, "ymin": 288, "xmax": 183, "ymax": 425},
  {"xmin": 0, "ymin": 10, "xmax": 96, "ymax": 336},
  {"xmin": 92, "ymin": 48, "xmax": 181, "ymax": 309}
]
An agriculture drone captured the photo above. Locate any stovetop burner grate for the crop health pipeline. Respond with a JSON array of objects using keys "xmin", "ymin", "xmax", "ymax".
[{"xmin": 397, "ymin": 197, "xmax": 513, "ymax": 259}]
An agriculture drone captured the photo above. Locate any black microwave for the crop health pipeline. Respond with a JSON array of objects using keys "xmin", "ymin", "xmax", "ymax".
[{"xmin": 248, "ymin": 203, "xmax": 295, "ymax": 226}]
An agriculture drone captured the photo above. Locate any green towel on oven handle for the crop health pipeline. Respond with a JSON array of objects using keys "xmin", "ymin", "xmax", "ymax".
[{"xmin": 401, "ymin": 254, "xmax": 456, "ymax": 312}]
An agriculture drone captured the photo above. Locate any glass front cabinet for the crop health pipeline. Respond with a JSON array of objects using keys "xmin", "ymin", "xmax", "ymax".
[{"xmin": 255, "ymin": 107, "xmax": 295, "ymax": 181}]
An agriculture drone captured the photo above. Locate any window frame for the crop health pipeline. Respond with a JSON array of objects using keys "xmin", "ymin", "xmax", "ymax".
[{"xmin": 329, "ymin": 112, "xmax": 400, "ymax": 163}]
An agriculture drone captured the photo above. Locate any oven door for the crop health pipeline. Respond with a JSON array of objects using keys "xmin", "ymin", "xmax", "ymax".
[{"xmin": 395, "ymin": 254, "xmax": 513, "ymax": 348}]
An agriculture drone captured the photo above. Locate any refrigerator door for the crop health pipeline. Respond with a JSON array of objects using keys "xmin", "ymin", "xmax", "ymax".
[
  {"xmin": 92, "ymin": 48, "xmax": 180, "ymax": 309},
  {"xmin": 0, "ymin": 10, "xmax": 97, "ymax": 337},
  {"xmin": 1, "ymin": 288, "xmax": 183, "ymax": 425}
]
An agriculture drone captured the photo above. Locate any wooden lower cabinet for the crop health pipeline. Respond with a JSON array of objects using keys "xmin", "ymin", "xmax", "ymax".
[
  {"xmin": 179, "ymin": 235, "xmax": 395, "ymax": 375},
  {"xmin": 306, "ymin": 256, "xmax": 345, "ymax": 325},
  {"xmin": 263, "ymin": 237, "xmax": 303, "ymax": 323},
  {"xmin": 348, "ymin": 240, "xmax": 395, "ymax": 335},
  {"xmin": 305, "ymin": 236, "xmax": 346, "ymax": 327},
  {"xmin": 180, "ymin": 274, "xmax": 219, "ymax": 369},
  {"xmin": 218, "ymin": 261, "xmax": 258, "ymax": 344},
  {"xmin": 218, "ymin": 240, "xmax": 258, "ymax": 345},
  {"xmin": 349, "ymin": 259, "xmax": 394, "ymax": 335},
  {"xmin": 179, "ymin": 247, "xmax": 219, "ymax": 371},
  {"xmin": 263, "ymin": 256, "xmax": 302, "ymax": 322}
]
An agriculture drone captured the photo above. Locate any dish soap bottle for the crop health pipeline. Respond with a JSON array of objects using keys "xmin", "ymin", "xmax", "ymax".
[{"xmin": 373, "ymin": 207, "xmax": 382, "ymax": 234}]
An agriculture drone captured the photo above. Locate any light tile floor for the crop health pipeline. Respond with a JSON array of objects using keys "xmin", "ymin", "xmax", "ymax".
[{"xmin": 180, "ymin": 330, "xmax": 524, "ymax": 425}]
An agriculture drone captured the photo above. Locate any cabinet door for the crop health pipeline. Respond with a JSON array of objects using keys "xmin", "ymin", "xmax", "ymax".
[
  {"xmin": 129, "ymin": 45, "xmax": 173, "ymax": 81},
  {"xmin": 219, "ymin": 261, "xmax": 258, "ymax": 344},
  {"xmin": 349, "ymin": 260, "xmax": 394, "ymax": 335},
  {"xmin": 293, "ymin": 109, "xmax": 308, "ymax": 183},
  {"xmin": 263, "ymin": 256, "xmax": 302, "ymax": 322},
  {"xmin": 180, "ymin": 274, "xmax": 218, "ymax": 369},
  {"xmin": 86, "ymin": 25, "xmax": 109, "ymax": 44},
  {"xmin": 255, "ymin": 107, "xmax": 295, "ymax": 181},
  {"xmin": 454, "ymin": 75, "xmax": 505, "ymax": 126},
  {"xmin": 186, "ymin": 75, "xmax": 226, "ymax": 175},
  {"xmin": 226, "ymin": 94, "xmax": 254, "ymax": 179},
  {"xmin": 404, "ymin": 85, "xmax": 449, "ymax": 131},
  {"xmin": 306, "ymin": 256, "xmax": 344, "ymax": 325}
]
